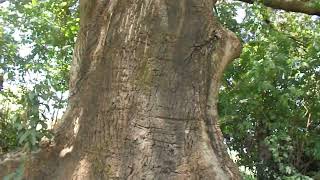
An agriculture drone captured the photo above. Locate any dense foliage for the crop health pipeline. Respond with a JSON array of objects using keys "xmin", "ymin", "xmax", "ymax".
[
  {"xmin": 217, "ymin": 2, "xmax": 320, "ymax": 179},
  {"xmin": 0, "ymin": 0, "xmax": 319, "ymax": 179},
  {"xmin": 0, "ymin": 0, "xmax": 78, "ymax": 152}
]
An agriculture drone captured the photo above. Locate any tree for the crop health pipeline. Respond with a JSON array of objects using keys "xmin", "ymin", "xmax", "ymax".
[
  {"xmin": 0, "ymin": 0, "xmax": 78, "ymax": 154},
  {"xmin": 1, "ymin": 0, "xmax": 319, "ymax": 179},
  {"xmin": 218, "ymin": 3, "xmax": 320, "ymax": 179}
]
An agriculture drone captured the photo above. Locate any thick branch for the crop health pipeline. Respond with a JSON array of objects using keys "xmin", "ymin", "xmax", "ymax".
[{"xmin": 238, "ymin": 0, "xmax": 320, "ymax": 16}]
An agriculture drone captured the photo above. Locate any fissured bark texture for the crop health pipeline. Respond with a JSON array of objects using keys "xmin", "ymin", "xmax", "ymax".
[{"xmin": 1, "ymin": 0, "xmax": 242, "ymax": 179}]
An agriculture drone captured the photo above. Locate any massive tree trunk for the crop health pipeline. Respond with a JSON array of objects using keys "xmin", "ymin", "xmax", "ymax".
[{"xmin": 1, "ymin": 0, "xmax": 242, "ymax": 179}]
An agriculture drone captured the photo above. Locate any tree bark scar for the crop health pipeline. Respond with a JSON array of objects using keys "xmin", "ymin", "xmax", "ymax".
[{"xmin": 205, "ymin": 26, "xmax": 242, "ymax": 179}]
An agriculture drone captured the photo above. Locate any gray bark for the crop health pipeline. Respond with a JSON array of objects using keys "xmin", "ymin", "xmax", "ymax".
[{"xmin": 1, "ymin": 0, "xmax": 242, "ymax": 179}]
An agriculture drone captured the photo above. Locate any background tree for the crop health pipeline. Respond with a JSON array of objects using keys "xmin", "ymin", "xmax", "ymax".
[
  {"xmin": 218, "ymin": 1, "xmax": 320, "ymax": 179},
  {"xmin": 0, "ymin": 0, "xmax": 78, "ymax": 153}
]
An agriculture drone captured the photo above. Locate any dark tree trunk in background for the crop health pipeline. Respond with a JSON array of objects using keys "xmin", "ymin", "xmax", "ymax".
[
  {"xmin": 1, "ymin": 0, "xmax": 242, "ymax": 179},
  {"xmin": 255, "ymin": 120, "xmax": 273, "ymax": 180}
]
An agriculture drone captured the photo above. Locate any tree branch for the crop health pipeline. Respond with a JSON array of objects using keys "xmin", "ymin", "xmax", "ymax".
[{"xmin": 238, "ymin": 0, "xmax": 320, "ymax": 16}]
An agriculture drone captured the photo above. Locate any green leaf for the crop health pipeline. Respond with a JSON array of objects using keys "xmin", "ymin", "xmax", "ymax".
[
  {"xmin": 19, "ymin": 131, "xmax": 30, "ymax": 144},
  {"xmin": 60, "ymin": 2, "xmax": 67, "ymax": 7},
  {"xmin": 31, "ymin": 0, "xmax": 38, "ymax": 6}
]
